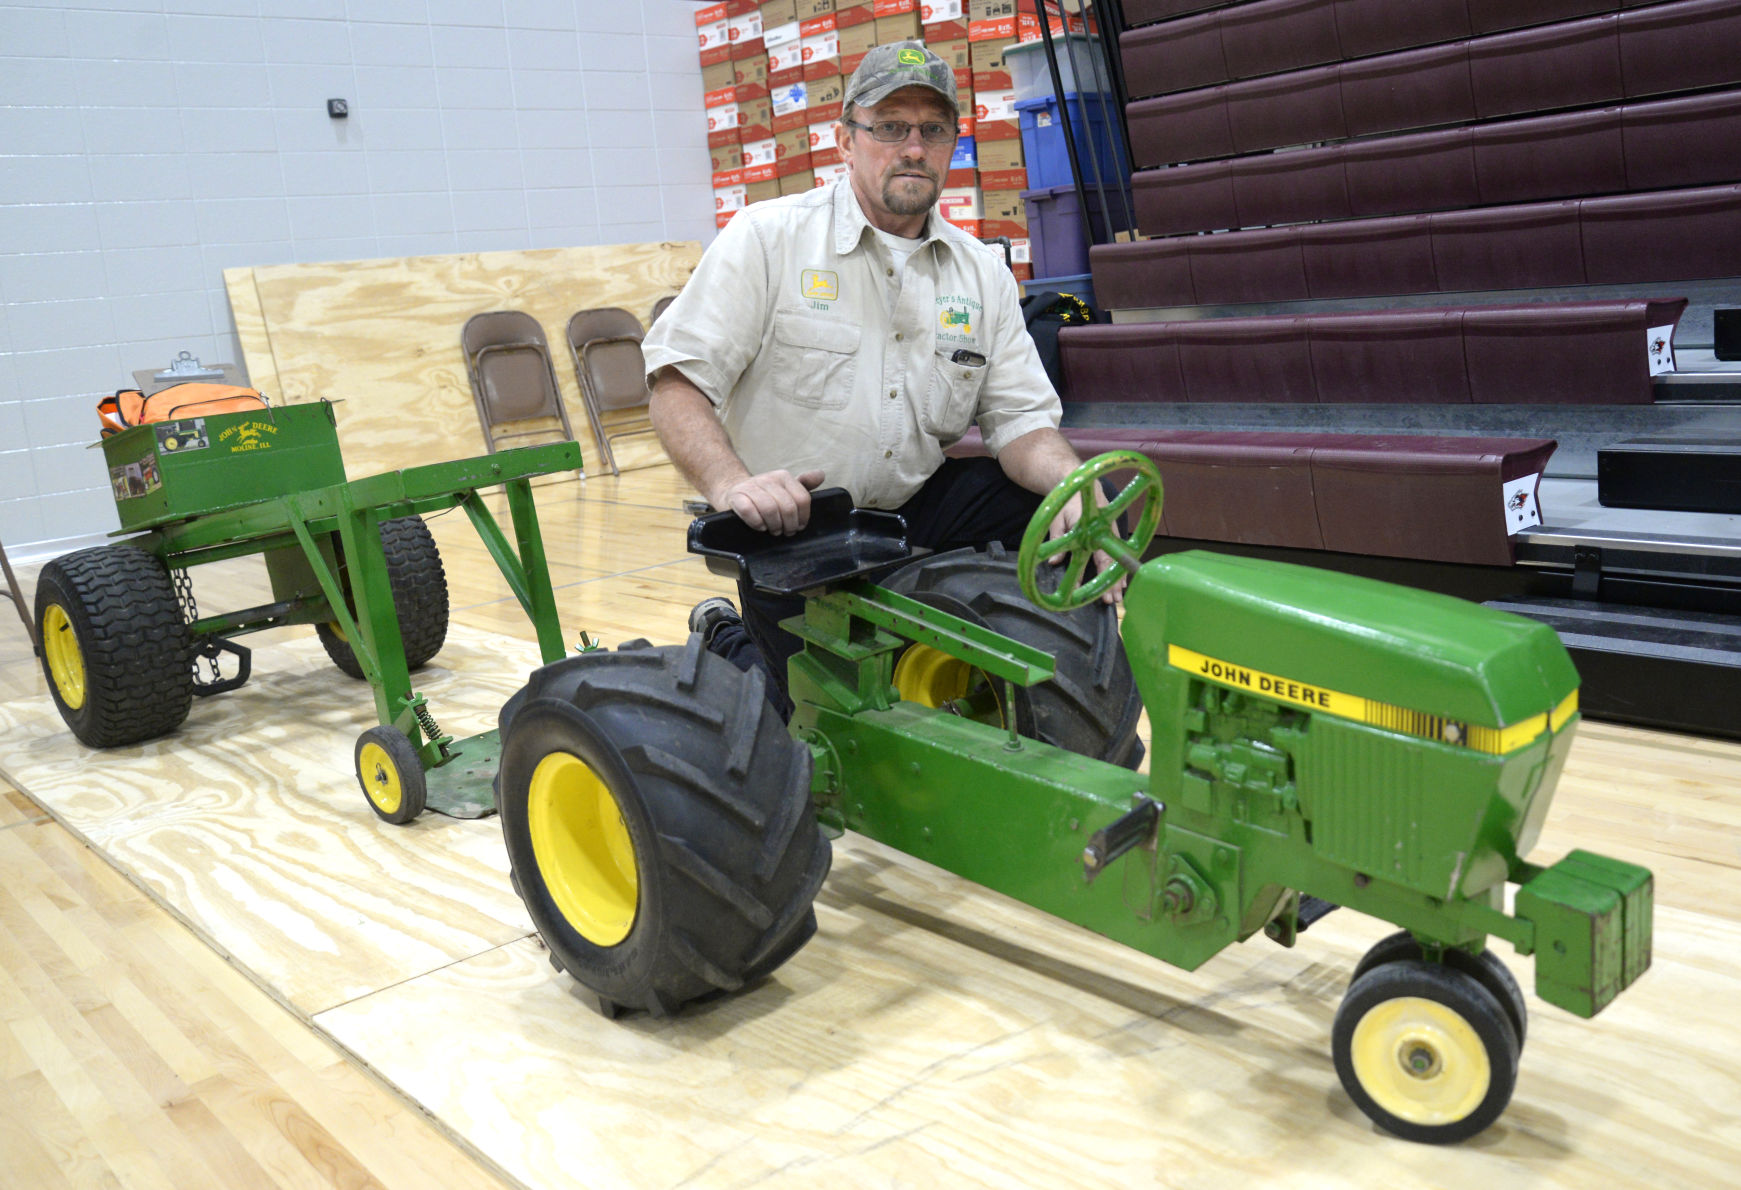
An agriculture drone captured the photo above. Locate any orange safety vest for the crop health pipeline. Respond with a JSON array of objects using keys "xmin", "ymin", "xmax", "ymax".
[{"xmin": 97, "ymin": 383, "xmax": 269, "ymax": 438}]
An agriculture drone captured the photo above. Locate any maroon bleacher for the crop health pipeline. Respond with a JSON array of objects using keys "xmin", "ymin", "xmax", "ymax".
[
  {"xmin": 1056, "ymin": 299, "xmax": 1688, "ymax": 405},
  {"xmin": 1125, "ymin": 0, "xmax": 1741, "ymax": 164},
  {"xmin": 946, "ymin": 427, "xmax": 1558, "ymax": 566},
  {"xmin": 1096, "ymin": 187, "xmax": 1741, "ymax": 306},
  {"xmin": 1133, "ymin": 91, "xmax": 1738, "ymax": 237}
]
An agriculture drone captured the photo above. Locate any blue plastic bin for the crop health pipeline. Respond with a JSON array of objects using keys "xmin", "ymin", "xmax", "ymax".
[
  {"xmin": 1015, "ymin": 91, "xmax": 1130, "ymax": 190},
  {"xmin": 1021, "ymin": 182, "xmax": 1136, "ymax": 279},
  {"xmin": 1022, "ymin": 272, "xmax": 1096, "ymax": 310}
]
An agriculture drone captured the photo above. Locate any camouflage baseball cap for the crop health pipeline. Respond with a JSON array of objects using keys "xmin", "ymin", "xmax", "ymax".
[{"xmin": 843, "ymin": 41, "xmax": 959, "ymax": 117}]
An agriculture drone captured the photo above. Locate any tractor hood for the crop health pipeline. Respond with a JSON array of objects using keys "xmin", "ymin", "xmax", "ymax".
[{"xmin": 1124, "ymin": 551, "xmax": 1579, "ymax": 733}]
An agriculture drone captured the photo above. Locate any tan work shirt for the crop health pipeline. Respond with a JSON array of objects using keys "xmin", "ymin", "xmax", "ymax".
[{"xmin": 641, "ymin": 178, "xmax": 1061, "ymax": 508}]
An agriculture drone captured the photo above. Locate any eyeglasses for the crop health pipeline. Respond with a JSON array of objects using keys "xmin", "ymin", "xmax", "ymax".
[{"xmin": 842, "ymin": 118, "xmax": 957, "ymax": 145}]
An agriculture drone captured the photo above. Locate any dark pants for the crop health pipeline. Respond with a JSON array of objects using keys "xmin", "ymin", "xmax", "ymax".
[{"xmin": 707, "ymin": 456, "xmax": 1046, "ymax": 718}]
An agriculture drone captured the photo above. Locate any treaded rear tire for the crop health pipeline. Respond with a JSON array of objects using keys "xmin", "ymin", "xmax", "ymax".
[
  {"xmin": 498, "ymin": 637, "xmax": 831, "ymax": 1017},
  {"xmin": 317, "ymin": 516, "xmax": 449, "ymax": 679},
  {"xmin": 881, "ymin": 542, "xmax": 1145, "ymax": 769},
  {"xmin": 34, "ymin": 545, "xmax": 192, "ymax": 748}
]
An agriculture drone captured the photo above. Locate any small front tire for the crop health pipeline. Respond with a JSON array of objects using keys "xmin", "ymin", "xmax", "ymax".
[
  {"xmin": 1350, "ymin": 931, "xmax": 1528, "ymax": 1052},
  {"xmin": 1333, "ymin": 959, "xmax": 1520, "ymax": 1144},
  {"xmin": 355, "ymin": 725, "xmax": 427, "ymax": 825}
]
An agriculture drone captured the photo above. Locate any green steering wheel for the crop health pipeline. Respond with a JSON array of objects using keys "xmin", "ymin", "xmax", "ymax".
[{"xmin": 1018, "ymin": 451, "xmax": 1164, "ymax": 612}]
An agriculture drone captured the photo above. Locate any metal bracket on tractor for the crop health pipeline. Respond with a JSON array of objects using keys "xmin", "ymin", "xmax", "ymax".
[{"xmin": 34, "ymin": 398, "xmax": 582, "ymax": 825}]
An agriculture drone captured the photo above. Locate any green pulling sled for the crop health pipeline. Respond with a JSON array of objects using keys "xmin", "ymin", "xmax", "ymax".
[{"xmin": 35, "ymin": 398, "xmax": 580, "ymax": 823}]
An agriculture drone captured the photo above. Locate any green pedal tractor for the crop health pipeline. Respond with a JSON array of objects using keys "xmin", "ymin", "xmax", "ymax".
[
  {"xmin": 496, "ymin": 450, "xmax": 1652, "ymax": 1144},
  {"xmin": 35, "ymin": 398, "xmax": 579, "ymax": 822}
]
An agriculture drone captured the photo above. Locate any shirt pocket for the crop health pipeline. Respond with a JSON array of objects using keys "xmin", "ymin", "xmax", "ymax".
[
  {"xmin": 920, "ymin": 349, "xmax": 988, "ymax": 440},
  {"xmin": 768, "ymin": 306, "xmax": 861, "ymax": 410}
]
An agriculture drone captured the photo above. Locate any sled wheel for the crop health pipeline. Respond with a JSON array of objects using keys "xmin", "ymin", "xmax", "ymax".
[
  {"xmin": 1018, "ymin": 451, "xmax": 1162, "ymax": 612},
  {"xmin": 497, "ymin": 638, "xmax": 831, "ymax": 1017},
  {"xmin": 318, "ymin": 516, "xmax": 449, "ymax": 679},
  {"xmin": 882, "ymin": 544, "xmax": 1145, "ymax": 768},
  {"xmin": 1351, "ymin": 931, "xmax": 1529, "ymax": 1052},
  {"xmin": 1333, "ymin": 959, "xmax": 1520, "ymax": 1144},
  {"xmin": 34, "ymin": 546, "xmax": 192, "ymax": 748},
  {"xmin": 355, "ymin": 724, "xmax": 427, "ymax": 825}
]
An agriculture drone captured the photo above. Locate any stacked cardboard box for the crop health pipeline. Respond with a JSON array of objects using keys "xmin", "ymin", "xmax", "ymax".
[{"xmin": 702, "ymin": 0, "xmax": 1086, "ymax": 272}]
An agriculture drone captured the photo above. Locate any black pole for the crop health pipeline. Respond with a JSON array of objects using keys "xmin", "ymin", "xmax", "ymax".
[
  {"xmin": 1080, "ymin": 0, "xmax": 1136, "ymax": 239},
  {"xmin": 1060, "ymin": 15, "xmax": 1116, "ymax": 246},
  {"xmin": 1032, "ymin": 0, "xmax": 1096, "ymax": 273}
]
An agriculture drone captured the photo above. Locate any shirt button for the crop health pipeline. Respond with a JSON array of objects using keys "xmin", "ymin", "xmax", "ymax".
[
  {"xmin": 886, "ymin": 267, "xmax": 894, "ymax": 276},
  {"xmin": 884, "ymin": 450, "xmax": 893, "ymax": 458},
  {"xmin": 888, "ymin": 389, "xmax": 896, "ymax": 399},
  {"xmin": 894, "ymin": 332, "xmax": 903, "ymax": 341}
]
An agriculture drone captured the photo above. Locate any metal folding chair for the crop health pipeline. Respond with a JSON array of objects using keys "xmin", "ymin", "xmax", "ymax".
[
  {"xmin": 460, "ymin": 311, "xmax": 577, "ymax": 455},
  {"xmin": 565, "ymin": 308, "xmax": 654, "ymax": 476}
]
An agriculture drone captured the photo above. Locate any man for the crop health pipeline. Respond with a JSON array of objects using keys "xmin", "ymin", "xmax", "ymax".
[{"xmin": 642, "ymin": 41, "xmax": 1113, "ymax": 715}]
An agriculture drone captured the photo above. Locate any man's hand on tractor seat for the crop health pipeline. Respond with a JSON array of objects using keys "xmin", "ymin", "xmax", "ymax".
[{"xmin": 717, "ymin": 469, "xmax": 827, "ymax": 536}]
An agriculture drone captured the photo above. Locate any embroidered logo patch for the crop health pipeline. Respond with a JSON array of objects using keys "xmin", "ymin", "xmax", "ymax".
[
  {"xmin": 897, "ymin": 48, "xmax": 926, "ymax": 66},
  {"xmin": 935, "ymin": 293, "xmax": 982, "ymax": 345},
  {"xmin": 801, "ymin": 269, "xmax": 838, "ymax": 301}
]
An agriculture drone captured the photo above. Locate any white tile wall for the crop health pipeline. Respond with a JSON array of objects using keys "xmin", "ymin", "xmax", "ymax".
[{"xmin": 0, "ymin": 0, "xmax": 715, "ymax": 557}]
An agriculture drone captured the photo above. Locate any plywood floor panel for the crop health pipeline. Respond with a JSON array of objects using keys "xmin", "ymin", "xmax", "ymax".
[{"xmin": 0, "ymin": 628, "xmax": 543, "ymax": 1015}]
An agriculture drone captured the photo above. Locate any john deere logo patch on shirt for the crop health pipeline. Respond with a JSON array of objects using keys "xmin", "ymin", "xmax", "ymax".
[
  {"xmin": 801, "ymin": 269, "xmax": 838, "ymax": 303},
  {"xmin": 897, "ymin": 48, "xmax": 926, "ymax": 66}
]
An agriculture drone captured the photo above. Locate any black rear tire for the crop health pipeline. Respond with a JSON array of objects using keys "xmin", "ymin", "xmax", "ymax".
[
  {"xmin": 498, "ymin": 638, "xmax": 831, "ymax": 1017},
  {"xmin": 34, "ymin": 546, "xmax": 193, "ymax": 748},
  {"xmin": 317, "ymin": 516, "xmax": 449, "ymax": 679},
  {"xmin": 880, "ymin": 543, "xmax": 1145, "ymax": 768}
]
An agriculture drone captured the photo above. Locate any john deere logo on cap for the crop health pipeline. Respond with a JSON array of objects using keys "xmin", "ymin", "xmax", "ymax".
[{"xmin": 897, "ymin": 47, "xmax": 926, "ymax": 66}]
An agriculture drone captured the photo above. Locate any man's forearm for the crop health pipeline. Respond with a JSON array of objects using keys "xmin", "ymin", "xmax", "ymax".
[
  {"xmin": 648, "ymin": 367, "xmax": 751, "ymax": 508},
  {"xmin": 995, "ymin": 427, "xmax": 1084, "ymax": 497}
]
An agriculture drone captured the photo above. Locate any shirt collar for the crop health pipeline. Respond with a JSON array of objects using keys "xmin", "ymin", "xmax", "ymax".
[{"xmin": 831, "ymin": 175, "xmax": 955, "ymax": 260}]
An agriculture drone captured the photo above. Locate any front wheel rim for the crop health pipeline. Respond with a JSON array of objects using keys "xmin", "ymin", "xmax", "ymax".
[
  {"xmin": 1351, "ymin": 996, "xmax": 1491, "ymax": 1127},
  {"xmin": 42, "ymin": 604, "xmax": 87, "ymax": 710},
  {"xmin": 528, "ymin": 751, "xmax": 639, "ymax": 947}
]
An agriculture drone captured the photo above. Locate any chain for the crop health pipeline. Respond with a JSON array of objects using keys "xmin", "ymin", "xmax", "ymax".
[
  {"xmin": 174, "ymin": 567, "xmax": 225, "ymax": 687},
  {"xmin": 172, "ymin": 566, "xmax": 196, "ymax": 624}
]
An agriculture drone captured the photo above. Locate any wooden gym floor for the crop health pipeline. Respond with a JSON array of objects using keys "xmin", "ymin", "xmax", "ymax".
[{"xmin": 1, "ymin": 464, "xmax": 1739, "ymax": 1189}]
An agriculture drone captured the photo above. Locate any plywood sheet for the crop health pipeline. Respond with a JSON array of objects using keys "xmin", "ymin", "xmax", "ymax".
[
  {"xmin": 316, "ymin": 876, "xmax": 1741, "ymax": 1190},
  {"xmin": 225, "ymin": 244, "xmax": 698, "ymax": 480},
  {"xmin": 0, "ymin": 626, "xmax": 545, "ymax": 1014}
]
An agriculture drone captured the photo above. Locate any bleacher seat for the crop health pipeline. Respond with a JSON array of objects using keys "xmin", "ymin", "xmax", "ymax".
[
  {"xmin": 1471, "ymin": 106, "xmax": 1627, "ymax": 204},
  {"xmin": 946, "ymin": 427, "xmax": 1558, "ymax": 565},
  {"xmin": 1230, "ymin": 148, "xmax": 1351, "ymax": 227},
  {"xmin": 1468, "ymin": 14, "xmax": 1622, "ymax": 119},
  {"xmin": 1221, "ymin": 0, "xmax": 1341, "ymax": 80},
  {"xmin": 1334, "ymin": 0, "xmax": 1472, "ymax": 57},
  {"xmin": 1344, "ymin": 127, "xmax": 1477, "ymax": 216},
  {"xmin": 1056, "ymin": 299, "xmax": 1687, "ymax": 406}
]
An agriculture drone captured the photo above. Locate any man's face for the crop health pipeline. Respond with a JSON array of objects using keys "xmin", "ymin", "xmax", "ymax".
[{"xmin": 837, "ymin": 87, "xmax": 957, "ymax": 232}]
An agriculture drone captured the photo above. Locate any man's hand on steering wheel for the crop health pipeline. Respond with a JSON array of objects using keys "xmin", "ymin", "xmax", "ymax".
[
  {"xmin": 1046, "ymin": 482, "xmax": 1127, "ymax": 605},
  {"xmin": 717, "ymin": 469, "xmax": 826, "ymax": 536}
]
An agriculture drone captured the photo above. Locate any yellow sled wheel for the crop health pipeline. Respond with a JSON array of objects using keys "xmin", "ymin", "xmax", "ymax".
[{"xmin": 355, "ymin": 725, "xmax": 427, "ymax": 825}]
